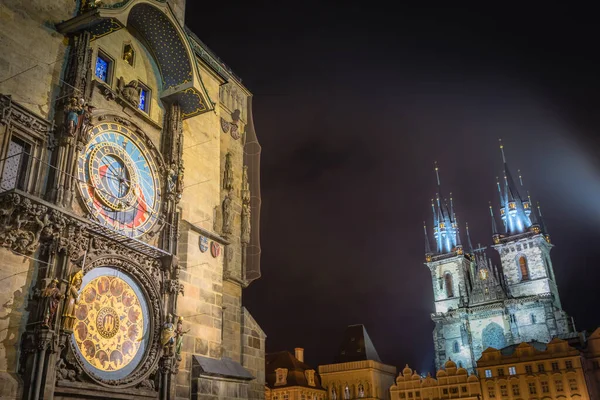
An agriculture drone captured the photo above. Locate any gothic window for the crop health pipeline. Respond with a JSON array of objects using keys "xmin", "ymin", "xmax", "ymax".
[
  {"xmin": 0, "ymin": 136, "xmax": 31, "ymax": 192},
  {"xmin": 530, "ymin": 314, "xmax": 536, "ymax": 324},
  {"xmin": 445, "ymin": 273, "xmax": 454, "ymax": 298},
  {"xmin": 482, "ymin": 322, "xmax": 507, "ymax": 351},
  {"xmin": 95, "ymin": 49, "xmax": 113, "ymax": 84},
  {"xmin": 518, "ymin": 256, "xmax": 530, "ymax": 281},
  {"xmin": 453, "ymin": 341, "xmax": 459, "ymax": 353}
]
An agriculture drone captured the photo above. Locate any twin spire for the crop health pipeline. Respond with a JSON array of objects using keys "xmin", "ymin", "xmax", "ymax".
[{"xmin": 425, "ymin": 140, "xmax": 549, "ymax": 261}]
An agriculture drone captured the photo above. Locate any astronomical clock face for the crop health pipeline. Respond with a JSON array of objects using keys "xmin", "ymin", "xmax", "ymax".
[
  {"xmin": 72, "ymin": 267, "xmax": 150, "ymax": 380},
  {"xmin": 78, "ymin": 123, "xmax": 161, "ymax": 237}
]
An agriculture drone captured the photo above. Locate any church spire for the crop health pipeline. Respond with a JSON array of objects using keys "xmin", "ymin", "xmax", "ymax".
[
  {"xmin": 431, "ymin": 162, "xmax": 460, "ymax": 254},
  {"xmin": 424, "ymin": 222, "xmax": 433, "ymax": 257},
  {"xmin": 496, "ymin": 139, "xmax": 533, "ymax": 235},
  {"xmin": 465, "ymin": 222, "xmax": 474, "ymax": 254}
]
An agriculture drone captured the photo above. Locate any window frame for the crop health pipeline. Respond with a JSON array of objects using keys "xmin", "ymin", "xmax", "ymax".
[
  {"xmin": 508, "ymin": 366, "xmax": 516, "ymax": 376},
  {"xmin": 485, "ymin": 369, "xmax": 493, "ymax": 378},
  {"xmin": 137, "ymin": 80, "xmax": 151, "ymax": 114},
  {"xmin": 94, "ymin": 48, "xmax": 114, "ymax": 85}
]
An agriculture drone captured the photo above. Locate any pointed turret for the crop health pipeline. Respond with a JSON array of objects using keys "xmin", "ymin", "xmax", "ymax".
[
  {"xmin": 431, "ymin": 162, "xmax": 460, "ymax": 254},
  {"xmin": 424, "ymin": 222, "xmax": 433, "ymax": 261},
  {"xmin": 496, "ymin": 139, "xmax": 533, "ymax": 235},
  {"xmin": 465, "ymin": 223, "xmax": 474, "ymax": 255}
]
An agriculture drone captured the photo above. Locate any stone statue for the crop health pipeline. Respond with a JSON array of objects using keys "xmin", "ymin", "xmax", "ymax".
[
  {"xmin": 65, "ymin": 97, "xmax": 83, "ymax": 137},
  {"xmin": 123, "ymin": 46, "xmax": 134, "ymax": 66},
  {"xmin": 175, "ymin": 316, "xmax": 190, "ymax": 360},
  {"xmin": 241, "ymin": 202, "xmax": 251, "ymax": 244},
  {"xmin": 61, "ymin": 270, "xmax": 83, "ymax": 332},
  {"xmin": 241, "ymin": 165, "xmax": 250, "ymax": 204},
  {"xmin": 223, "ymin": 153, "xmax": 234, "ymax": 191},
  {"xmin": 167, "ymin": 162, "xmax": 178, "ymax": 193},
  {"xmin": 41, "ymin": 279, "xmax": 63, "ymax": 328},
  {"xmin": 117, "ymin": 77, "xmax": 141, "ymax": 107},
  {"xmin": 222, "ymin": 195, "xmax": 233, "ymax": 235},
  {"xmin": 161, "ymin": 314, "xmax": 176, "ymax": 356}
]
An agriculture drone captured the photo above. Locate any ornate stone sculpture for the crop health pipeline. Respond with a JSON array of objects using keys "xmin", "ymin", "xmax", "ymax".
[
  {"xmin": 174, "ymin": 316, "xmax": 189, "ymax": 361},
  {"xmin": 161, "ymin": 314, "xmax": 176, "ymax": 356},
  {"xmin": 117, "ymin": 77, "xmax": 141, "ymax": 107},
  {"xmin": 222, "ymin": 195, "xmax": 233, "ymax": 235},
  {"xmin": 223, "ymin": 153, "xmax": 234, "ymax": 191},
  {"xmin": 61, "ymin": 270, "xmax": 83, "ymax": 332},
  {"xmin": 241, "ymin": 165, "xmax": 250, "ymax": 204},
  {"xmin": 41, "ymin": 279, "xmax": 63, "ymax": 328},
  {"xmin": 65, "ymin": 97, "xmax": 83, "ymax": 137},
  {"xmin": 241, "ymin": 202, "xmax": 251, "ymax": 244}
]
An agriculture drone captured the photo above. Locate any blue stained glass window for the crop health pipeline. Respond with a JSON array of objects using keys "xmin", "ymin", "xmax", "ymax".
[
  {"xmin": 95, "ymin": 56, "xmax": 109, "ymax": 82},
  {"xmin": 139, "ymin": 88, "xmax": 147, "ymax": 112}
]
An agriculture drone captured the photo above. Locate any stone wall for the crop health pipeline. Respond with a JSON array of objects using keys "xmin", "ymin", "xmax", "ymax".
[
  {"xmin": 428, "ymin": 256, "xmax": 470, "ymax": 313},
  {"xmin": 242, "ymin": 308, "xmax": 266, "ymax": 400}
]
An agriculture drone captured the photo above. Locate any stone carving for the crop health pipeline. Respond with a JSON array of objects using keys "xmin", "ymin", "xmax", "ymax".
[
  {"xmin": 117, "ymin": 77, "xmax": 141, "ymax": 107},
  {"xmin": 241, "ymin": 165, "xmax": 250, "ymax": 204},
  {"xmin": 241, "ymin": 202, "xmax": 251, "ymax": 244},
  {"xmin": 65, "ymin": 97, "xmax": 84, "ymax": 137},
  {"xmin": 222, "ymin": 195, "xmax": 233, "ymax": 235},
  {"xmin": 161, "ymin": 314, "xmax": 176, "ymax": 356},
  {"xmin": 61, "ymin": 270, "xmax": 83, "ymax": 332},
  {"xmin": 41, "ymin": 279, "xmax": 63, "ymax": 328},
  {"xmin": 123, "ymin": 44, "xmax": 135, "ymax": 66},
  {"xmin": 0, "ymin": 94, "xmax": 54, "ymax": 139},
  {"xmin": 220, "ymin": 117, "xmax": 230, "ymax": 133},
  {"xmin": 175, "ymin": 316, "xmax": 189, "ymax": 360},
  {"xmin": 56, "ymin": 358, "xmax": 78, "ymax": 382},
  {"xmin": 223, "ymin": 152, "xmax": 234, "ymax": 191}
]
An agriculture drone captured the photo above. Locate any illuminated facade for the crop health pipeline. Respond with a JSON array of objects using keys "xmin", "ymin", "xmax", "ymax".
[
  {"xmin": 476, "ymin": 339, "xmax": 591, "ymax": 400},
  {"xmin": 389, "ymin": 361, "xmax": 481, "ymax": 400},
  {"xmin": 424, "ymin": 147, "xmax": 575, "ymax": 373},
  {"xmin": 265, "ymin": 348, "xmax": 327, "ymax": 400},
  {"xmin": 0, "ymin": 1, "xmax": 265, "ymax": 399}
]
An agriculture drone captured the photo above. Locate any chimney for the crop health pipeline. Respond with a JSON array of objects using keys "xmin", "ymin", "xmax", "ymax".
[{"xmin": 295, "ymin": 347, "xmax": 304, "ymax": 363}]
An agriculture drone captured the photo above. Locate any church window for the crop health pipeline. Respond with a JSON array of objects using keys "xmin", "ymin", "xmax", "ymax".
[
  {"xmin": 555, "ymin": 379, "xmax": 563, "ymax": 392},
  {"xmin": 525, "ymin": 365, "xmax": 532, "ymax": 374},
  {"xmin": 511, "ymin": 384, "xmax": 519, "ymax": 396},
  {"xmin": 497, "ymin": 368, "xmax": 504, "ymax": 377},
  {"xmin": 488, "ymin": 386, "xmax": 496, "ymax": 398},
  {"xmin": 95, "ymin": 50, "xmax": 112, "ymax": 83},
  {"xmin": 528, "ymin": 383, "xmax": 536, "ymax": 395},
  {"xmin": 0, "ymin": 136, "xmax": 31, "ymax": 192},
  {"xmin": 552, "ymin": 362, "xmax": 559, "ymax": 372},
  {"xmin": 508, "ymin": 366, "xmax": 516, "ymax": 375},
  {"xmin": 453, "ymin": 341, "xmax": 459, "ymax": 353},
  {"xmin": 530, "ymin": 314, "xmax": 536, "ymax": 324},
  {"xmin": 445, "ymin": 273, "xmax": 454, "ymax": 298},
  {"xmin": 541, "ymin": 381, "xmax": 549, "ymax": 393},
  {"xmin": 482, "ymin": 322, "xmax": 507, "ymax": 351},
  {"xmin": 565, "ymin": 360, "xmax": 573, "ymax": 370},
  {"xmin": 485, "ymin": 369, "xmax": 492, "ymax": 378},
  {"xmin": 518, "ymin": 256, "xmax": 530, "ymax": 281},
  {"xmin": 569, "ymin": 378, "xmax": 578, "ymax": 391},
  {"xmin": 537, "ymin": 364, "xmax": 545, "ymax": 372},
  {"xmin": 500, "ymin": 385, "xmax": 508, "ymax": 397}
]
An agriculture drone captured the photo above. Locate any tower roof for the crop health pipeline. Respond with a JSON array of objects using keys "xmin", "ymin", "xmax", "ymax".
[{"xmin": 334, "ymin": 324, "xmax": 382, "ymax": 363}]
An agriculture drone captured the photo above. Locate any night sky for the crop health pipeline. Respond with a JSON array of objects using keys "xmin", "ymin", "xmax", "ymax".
[{"xmin": 186, "ymin": 3, "xmax": 600, "ymax": 373}]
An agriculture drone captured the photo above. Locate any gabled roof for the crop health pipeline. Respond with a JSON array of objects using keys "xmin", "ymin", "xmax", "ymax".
[
  {"xmin": 265, "ymin": 351, "xmax": 324, "ymax": 390},
  {"xmin": 334, "ymin": 324, "xmax": 382, "ymax": 363}
]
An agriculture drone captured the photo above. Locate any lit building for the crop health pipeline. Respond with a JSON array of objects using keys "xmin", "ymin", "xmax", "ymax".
[
  {"xmin": 424, "ymin": 146, "xmax": 575, "ymax": 372},
  {"xmin": 389, "ymin": 361, "xmax": 481, "ymax": 400},
  {"xmin": 265, "ymin": 348, "xmax": 327, "ymax": 400},
  {"xmin": 319, "ymin": 325, "xmax": 397, "ymax": 400},
  {"xmin": 582, "ymin": 328, "xmax": 600, "ymax": 400},
  {"xmin": 0, "ymin": 1, "xmax": 265, "ymax": 399},
  {"xmin": 476, "ymin": 339, "xmax": 591, "ymax": 400}
]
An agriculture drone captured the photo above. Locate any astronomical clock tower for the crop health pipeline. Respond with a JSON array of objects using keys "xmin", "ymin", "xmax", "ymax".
[{"xmin": 0, "ymin": 1, "xmax": 265, "ymax": 399}]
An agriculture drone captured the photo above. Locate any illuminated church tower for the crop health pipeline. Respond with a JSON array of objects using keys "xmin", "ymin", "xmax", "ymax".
[{"xmin": 424, "ymin": 145, "xmax": 575, "ymax": 373}]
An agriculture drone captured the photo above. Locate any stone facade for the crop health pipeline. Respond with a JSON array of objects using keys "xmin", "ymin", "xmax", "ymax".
[
  {"xmin": 265, "ymin": 348, "xmax": 327, "ymax": 400},
  {"xmin": 425, "ymin": 160, "xmax": 575, "ymax": 373},
  {"xmin": 0, "ymin": 1, "xmax": 264, "ymax": 399},
  {"xmin": 476, "ymin": 339, "xmax": 591, "ymax": 400},
  {"xmin": 390, "ymin": 361, "xmax": 481, "ymax": 400}
]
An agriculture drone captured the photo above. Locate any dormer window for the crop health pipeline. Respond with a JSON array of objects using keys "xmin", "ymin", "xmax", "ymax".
[
  {"xmin": 305, "ymin": 369, "xmax": 315, "ymax": 386},
  {"xmin": 275, "ymin": 368, "xmax": 288, "ymax": 386}
]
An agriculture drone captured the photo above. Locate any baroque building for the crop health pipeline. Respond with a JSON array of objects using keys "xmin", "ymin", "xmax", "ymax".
[
  {"xmin": 265, "ymin": 348, "xmax": 327, "ymax": 400},
  {"xmin": 390, "ymin": 361, "xmax": 481, "ymax": 400},
  {"xmin": 319, "ymin": 325, "xmax": 397, "ymax": 400},
  {"xmin": 424, "ymin": 146, "xmax": 575, "ymax": 373},
  {"xmin": 0, "ymin": 1, "xmax": 265, "ymax": 399}
]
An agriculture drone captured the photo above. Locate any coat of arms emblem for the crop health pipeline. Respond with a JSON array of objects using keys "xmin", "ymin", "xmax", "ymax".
[
  {"xmin": 210, "ymin": 241, "xmax": 221, "ymax": 258},
  {"xmin": 199, "ymin": 236, "xmax": 208, "ymax": 253}
]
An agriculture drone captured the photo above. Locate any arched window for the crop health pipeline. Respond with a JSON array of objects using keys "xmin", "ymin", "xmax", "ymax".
[
  {"xmin": 519, "ymin": 256, "xmax": 530, "ymax": 281},
  {"xmin": 445, "ymin": 273, "xmax": 454, "ymax": 298},
  {"xmin": 482, "ymin": 322, "xmax": 507, "ymax": 351},
  {"xmin": 530, "ymin": 314, "xmax": 536, "ymax": 324},
  {"xmin": 453, "ymin": 341, "xmax": 460, "ymax": 353}
]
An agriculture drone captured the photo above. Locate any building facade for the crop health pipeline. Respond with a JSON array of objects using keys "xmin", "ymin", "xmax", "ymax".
[
  {"xmin": 390, "ymin": 361, "xmax": 481, "ymax": 400},
  {"xmin": 319, "ymin": 325, "xmax": 397, "ymax": 400},
  {"xmin": 476, "ymin": 339, "xmax": 591, "ymax": 400},
  {"xmin": 0, "ymin": 1, "xmax": 265, "ymax": 399},
  {"xmin": 424, "ymin": 150, "xmax": 575, "ymax": 372},
  {"xmin": 265, "ymin": 348, "xmax": 327, "ymax": 400}
]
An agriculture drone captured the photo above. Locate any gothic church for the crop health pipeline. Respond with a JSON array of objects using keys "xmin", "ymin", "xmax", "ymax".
[{"xmin": 424, "ymin": 144, "xmax": 575, "ymax": 372}]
